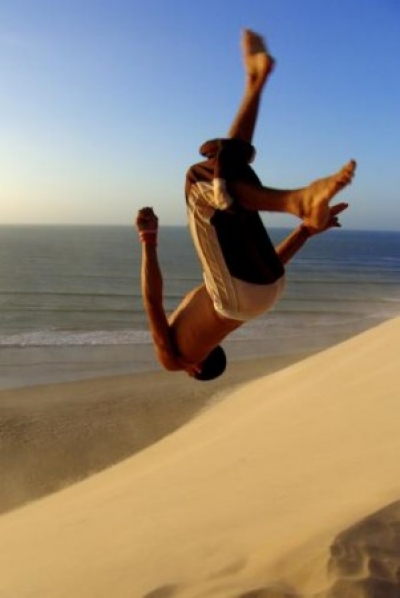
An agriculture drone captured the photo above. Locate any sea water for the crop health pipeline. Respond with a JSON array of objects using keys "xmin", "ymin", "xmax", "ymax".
[{"xmin": 0, "ymin": 225, "xmax": 399, "ymax": 386}]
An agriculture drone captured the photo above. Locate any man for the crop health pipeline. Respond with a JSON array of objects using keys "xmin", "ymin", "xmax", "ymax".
[{"xmin": 136, "ymin": 29, "xmax": 356, "ymax": 380}]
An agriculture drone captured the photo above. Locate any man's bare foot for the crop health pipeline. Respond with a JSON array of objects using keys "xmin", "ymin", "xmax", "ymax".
[
  {"xmin": 241, "ymin": 29, "xmax": 275, "ymax": 85},
  {"xmin": 301, "ymin": 160, "xmax": 357, "ymax": 231}
]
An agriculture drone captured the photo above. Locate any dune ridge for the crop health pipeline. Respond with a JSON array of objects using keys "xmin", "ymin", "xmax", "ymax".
[{"xmin": 0, "ymin": 317, "xmax": 400, "ymax": 598}]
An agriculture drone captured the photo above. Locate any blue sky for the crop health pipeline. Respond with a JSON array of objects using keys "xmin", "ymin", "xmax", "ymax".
[{"xmin": 1, "ymin": 0, "xmax": 399, "ymax": 230}]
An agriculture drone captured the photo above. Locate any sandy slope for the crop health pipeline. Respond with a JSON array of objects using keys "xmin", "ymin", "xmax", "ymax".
[
  {"xmin": 1, "ymin": 318, "xmax": 400, "ymax": 598},
  {"xmin": 0, "ymin": 354, "xmax": 298, "ymax": 515}
]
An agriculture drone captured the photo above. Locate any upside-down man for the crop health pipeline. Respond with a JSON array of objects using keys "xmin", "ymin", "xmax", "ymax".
[{"xmin": 136, "ymin": 29, "xmax": 356, "ymax": 380}]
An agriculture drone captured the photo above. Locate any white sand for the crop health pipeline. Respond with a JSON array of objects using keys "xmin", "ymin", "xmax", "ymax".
[{"xmin": 1, "ymin": 318, "xmax": 400, "ymax": 597}]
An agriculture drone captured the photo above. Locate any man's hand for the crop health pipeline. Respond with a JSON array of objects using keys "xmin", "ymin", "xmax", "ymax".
[
  {"xmin": 276, "ymin": 202, "xmax": 349, "ymax": 265},
  {"xmin": 136, "ymin": 207, "xmax": 159, "ymax": 234},
  {"xmin": 305, "ymin": 202, "xmax": 349, "ymax": 236}
]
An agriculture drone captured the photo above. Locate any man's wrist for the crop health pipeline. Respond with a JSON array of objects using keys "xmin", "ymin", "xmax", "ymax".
[
  {"xmin": 139, "ymin": 230, "xmax": 158, "ymax": 245},
  {"xmin": 297, "ymin": 224, "xmax": 312, "ymax": 240}
]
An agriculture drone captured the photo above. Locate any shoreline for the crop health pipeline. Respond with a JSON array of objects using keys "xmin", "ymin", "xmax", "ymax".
[{"xmin": 0, "ymin": 314, "xmax": 380, "ymax": 392}]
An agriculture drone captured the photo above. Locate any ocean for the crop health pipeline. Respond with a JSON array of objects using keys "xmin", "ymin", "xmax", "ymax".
[{"xmin": 1, "ymin": 225, "xmax": 400, "ymax": 387}]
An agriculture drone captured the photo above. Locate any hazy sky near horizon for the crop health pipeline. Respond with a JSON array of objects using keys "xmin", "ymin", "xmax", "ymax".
[{"xmin": 1, "ymin": 0, "xmax": 399, "ymax": 230}]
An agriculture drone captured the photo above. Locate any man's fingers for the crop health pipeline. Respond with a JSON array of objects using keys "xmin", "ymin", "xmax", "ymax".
[
  {"xmin": 330, "ymin": 202, "xmax": 349, "ymax": 217},
  {"xmin": 136, "ymin": 207, "xmax": 158, "ymax": 234},
  {"xmin": 138, "ymin": 206, "xmax": 157, "ymax": 218}
]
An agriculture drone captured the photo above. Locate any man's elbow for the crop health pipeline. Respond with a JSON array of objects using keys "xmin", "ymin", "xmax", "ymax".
[
  {"xmin": 160, "ymin": 359, "xmax": 181, "ymax": 372},
  {"xmin": 162, "ymin": 361, "xmax": 180, "ymax": 372},
  {"xmin": 156, "ymin": 349, "xmax": 182, "ymax": 372}
]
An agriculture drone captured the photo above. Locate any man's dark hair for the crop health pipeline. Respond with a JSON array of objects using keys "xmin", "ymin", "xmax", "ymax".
[{"xmin": 194, "ymin": 345, "xmax": 227, "ymax": 381}]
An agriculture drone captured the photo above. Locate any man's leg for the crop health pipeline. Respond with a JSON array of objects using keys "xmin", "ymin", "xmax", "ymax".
[
  {"xmin": 228, "ymin": 29, "xmax": 274, "ymax": 143},
  {"xmin": 231, "ymin": 161, "xmax": 356, "ymax": 231},
  {"xmin": 227, "ymin": 30, "xmax": 357, "ymax": 231}
]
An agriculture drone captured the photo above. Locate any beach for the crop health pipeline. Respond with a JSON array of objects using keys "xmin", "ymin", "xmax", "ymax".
[{"xmin": 1, "ymin": 317, "xmax": 400, "ymax": 597}]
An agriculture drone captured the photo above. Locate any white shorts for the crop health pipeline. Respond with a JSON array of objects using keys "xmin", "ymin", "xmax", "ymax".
[
  {"xmin": 186, "ymin": 139, "xmax": 286, "ymax": 323},
  {"xmin": 204, "ymin": 271, "xmax": 286, "ymax": 322}
]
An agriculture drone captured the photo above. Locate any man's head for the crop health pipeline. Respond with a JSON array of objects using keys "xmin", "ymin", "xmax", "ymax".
[{"xmin": 194, "ymin": 345, "xmax": 227, "ymax": 381}]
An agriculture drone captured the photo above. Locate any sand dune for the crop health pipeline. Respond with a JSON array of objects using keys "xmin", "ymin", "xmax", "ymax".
[
  {"xmin": 0, "ymin": 318, "xmax": 400, "ymax": 598},
  {"xmin": 0, "ymin": 354, "xmax": 297, "ymax": 515}
]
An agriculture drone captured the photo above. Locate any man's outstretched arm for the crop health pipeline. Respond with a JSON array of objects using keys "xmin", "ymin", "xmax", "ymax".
[
  {"xmin": 136, "ymin": 208, "xmax": 201, "ymax": 376},
  {"xmin": 275, "ymin": 202, "xmax": 348, "ymax": 265},
  {"xmin": 136, "ymin": 208, "xmax": 182, "ymax": 371}
]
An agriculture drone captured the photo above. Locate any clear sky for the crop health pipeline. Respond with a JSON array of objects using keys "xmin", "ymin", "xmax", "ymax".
[{"xmin": 1, "ymin": 0, "xmax": 399, "ymax": 230}]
